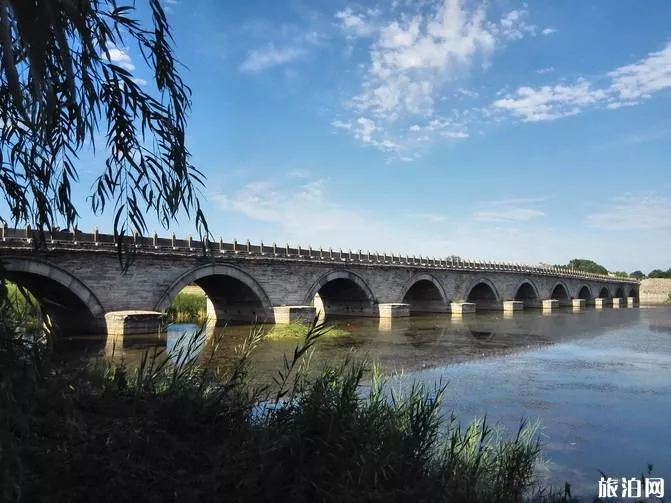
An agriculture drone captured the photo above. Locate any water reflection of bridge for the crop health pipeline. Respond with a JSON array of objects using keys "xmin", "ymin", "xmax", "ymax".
[{"xmin": 57, "ymin": 308, "xmax": 644, "ymax": 377}]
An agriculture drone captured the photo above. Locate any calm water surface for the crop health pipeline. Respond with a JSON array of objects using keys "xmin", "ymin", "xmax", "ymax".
[{"xmin": 59, "ymin": 305, "xmax": 671, "ymax": 497}]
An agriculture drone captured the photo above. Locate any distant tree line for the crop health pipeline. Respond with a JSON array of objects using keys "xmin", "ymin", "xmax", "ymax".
[{"xmin": 556, "ymin": 259, "xmax": 670, "ymax": 280}]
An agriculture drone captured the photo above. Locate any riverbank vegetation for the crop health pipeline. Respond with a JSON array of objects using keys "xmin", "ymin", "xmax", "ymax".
[
  {"xmin": 265, "ymin": 320, "xmax": 350, "ymax": 339},
  {"xmin": 165, "ymin": 286, "xmax": 208, "ymax": 322},
  {"xmin": 1, "ymin": 285, "xmax": 583, "ymax": 503}
]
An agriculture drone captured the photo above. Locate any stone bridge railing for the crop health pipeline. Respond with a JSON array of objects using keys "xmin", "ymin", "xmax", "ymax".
[{"xmin": 0, "ymin": 225, "xmax": 638, "ymax": 284}]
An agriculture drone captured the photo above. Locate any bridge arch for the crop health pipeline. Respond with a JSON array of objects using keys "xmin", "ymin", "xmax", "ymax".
[
  {"xmin": 577, "ymin": 285, "xmax": 593, "ymax": 303},
  {"xmin": 613, "ymin": 286, "xmax": 625, "ymax": 299},
  {"xmin": 550, "ymin": 281, "xmax": 570, "ymax": 305},
  {"xmin": 1, "ymin": 256, "xmax": 105, "ymax": 333},
  {"xmin": 597, "ymin": 286, "xmax": 610, "ymax": 299},
  {"xmin": 513, "ymin": 280, "xmax": 541, "ymax": 308},
  {"xmin": 156, "ymin": 264, "xmax": 274, "ymax": 324},
  {"xmin": 304, "ymin": 270, "xmax": 377, "ymax": 319},
  {"xmin": 627, "ymin": 286, "xmax": 638, "ymax": 301},
  {"xmin": 465, "ymin": 278, "xmax": 501, "ymax": 311},
  {"xmin": 401, "ymin": 273, "xmax": 448, "ymax": 314}
]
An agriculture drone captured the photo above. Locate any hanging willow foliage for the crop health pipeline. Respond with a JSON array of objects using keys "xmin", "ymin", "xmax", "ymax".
[{"xmin": 0, "ymin": 0, "xmax": 209, "ymax": 270}]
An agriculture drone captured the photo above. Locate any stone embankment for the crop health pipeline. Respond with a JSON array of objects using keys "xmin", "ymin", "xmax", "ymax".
[{"xmin": 640, "ymin": 278, "xmax": 671, "ymax": 304}]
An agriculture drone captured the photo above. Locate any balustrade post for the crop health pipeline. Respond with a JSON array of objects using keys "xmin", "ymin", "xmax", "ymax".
[
  {"xmin": 358, "ymin": 249, "xmax": 362, "ymax": 261},
  {"xmin": 152, "ymin": 231, "xmax": 157, "ymax": 248},
  {"xmin": 247, "ymin": 240, "xmax": 251, "ymax": 253},
  {"xmin": 0, "ymin": 222, "xmax": 5, "ymax": 240},
  {"xmin": 319, "ymin": 246, "xmax": 323, "ymax": 259},
  {"xmin": 348, "ymin": 249, "xmax": 352, "ymax": 261},
  {"xmin": 187, "ymin": 234, "xmax": 192, "ymax": 249},
  {"xmin": 273, "ymin": 242, "xmax": 277, "ymax": 255},
  {"xmin": 133, "ymin": 230, "xmax": 138, "ymax": 246},
  {"xmin": 233, "ymin": 239, "xmax": 237, "ymax": 253},
  {"xmin": 286, "ymin": 243, "xmax": 290, "ymax": 256},
  {"xmin": 329, "ymin": 247, "xmax": 333, "ymax": 260},
  {"xmin": 93, "ymin": 227, "xmax": 99, "ymax": 245},
  {"xmin": 260, "ymin": 241, "xmax": 265, "ymax": 254},
  {"xmin": 171, "ymin": 232, "xmax": 176, "ymax": 249},
  {"xmin": 219, "ymin": 237, "xmax": 224, "ymax": 252},
  {"xmin": 308, "ymin": 245, "xmax": 312, "ymax": 258}
]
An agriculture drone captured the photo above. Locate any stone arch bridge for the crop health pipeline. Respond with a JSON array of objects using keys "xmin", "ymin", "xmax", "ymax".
[{"xmin": 0, "ymin": 227, "xmax": 639, "ymax": 335}]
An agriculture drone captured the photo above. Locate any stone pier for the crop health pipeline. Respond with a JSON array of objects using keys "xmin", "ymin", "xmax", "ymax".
[
  {"xmin": 451, "ymin": 302, "xmax": 476, "ymax": 314},
  {"xmin": 273, "ymin": 306, "xmax": 316, "ymax": 324},
  {"xmin": 503, "ymin": 301, "xmax": 524, "ymax": 312},
  {"xmin": 572, "ymin": 299, "xmax": 586, "ymax": 309},
  {"xmin": 627, "ymin": 296, "xmax": 637, "ymax": 307},
  {"xmin": 611, "ymin": 297, "xmax": 623, "ymax": 308},
  {"xmin": 542, "ymin": 299, "xmax": 559, "ymax": 311},
  {"xmin": 594, "ymin": 298, "xmax": 611, "ymax": 309},
  {"xmin": 378, "ymin": 303, "xmax": 410, "ymax": 318},
  {"xmin": 104, "ymin": 311, "xmax": 166, "ymax": 336}
]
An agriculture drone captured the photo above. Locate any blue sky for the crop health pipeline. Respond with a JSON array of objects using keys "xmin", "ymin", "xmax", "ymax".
[{"xmin": 34, "ymin": 1, "xmax": 671, "ymax": 272}]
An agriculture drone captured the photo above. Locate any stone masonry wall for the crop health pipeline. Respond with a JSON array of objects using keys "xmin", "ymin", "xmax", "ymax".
[{"xmin": 640, "ymin": 278, "xmax": 671, "ymax": 304}]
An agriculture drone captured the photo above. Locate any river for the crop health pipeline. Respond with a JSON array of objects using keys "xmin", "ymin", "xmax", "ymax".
[{"xmin": 58, "ymin": 304, "xmax": 671, "ymax": 498}]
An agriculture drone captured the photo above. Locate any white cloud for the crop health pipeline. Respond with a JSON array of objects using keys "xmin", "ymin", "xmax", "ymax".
[
  {"xmin": 105, "ymin": 44, "xmax": 135, "ymax": 71},
  {"xmin": 492, "ymin": 80, "xmax": 608, "ymax": 121},
  {"xmin": 441, "ymin": 131, "xmax": 468, "ymax": 138},
  {"xmin": 354, "ymin": 117, "xmax": 376, "ymax": 142},
  {"xmin": 494, "ymin": 41, "xmax": 671, "ymax": 123},
  {"xmin": 605, "ymin": 100, "xmax": 640, "ymax": 110},
  {"xmin": 332, "ymin": 0, "xmax": 539, "ymax": 155},
  {"xmin": 455, "ymin": 88, "xmax": 479, "ymax": 98},
  {"xmin": 586, "ymin": 192, "xmax": 671, "ymax": 230},
  {"xmin": 352, "ymin": 0, "xmax": 496, "ymax": 121},
  {"xmin": 608, "ymin": 41, "xmax": 671, "ymax": 100},
  {"xmin": 331, "ymin": 119, "xmax": 352, "ymax": 130},
  {"xmin": 286, "ymin": 168, "xmax": 311, "ymax": 178},
  {"xmin": 499, "ymin": 9, "xmax": 537, "ymax": 40},
  {"xmin": 472, "ymin": 198, "xmax": 547, "ymax": 222},
  {"xmin": 212, "ymin": 179, "xmax": 405, "ymax": 250},
  {"xmin": 209, "ymin": 182, "xmax": 671, "ymax": 270},
  {"xmin": 542, "ymin": 28, "xmax": 557, "ymax": 36},
  {"xmin": 536, "ymin": 67, "xmax": 554, "ymax": 74},
  {"xmin": 240, "ymin": 44, "xmax": 305, "ymax": 72},
  {"xmin": 335, "ymin": 8, "xmax": 379, "ymax": 38},
  {"xmin": 415, "ymin": 212, "xmax": 447, "ymax": 223},
  {"xmin": 210, "ymin": 179, "xmax": 563, "ymax": 263}
]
